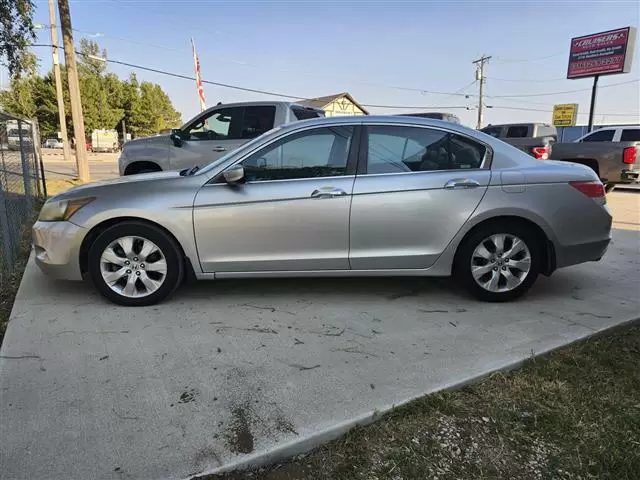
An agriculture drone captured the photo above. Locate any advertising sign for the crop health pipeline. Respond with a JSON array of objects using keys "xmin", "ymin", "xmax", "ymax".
[
  {"xmin": 552, "ymin": 104, "xmax": 579, "ymax": 126},
  {"xmin": 567, "ymin": 27, "xmax": 636, "ymax": 79}
]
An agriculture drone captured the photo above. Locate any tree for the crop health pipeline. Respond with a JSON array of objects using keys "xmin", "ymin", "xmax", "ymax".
[
  {"xmin": 129, "ymin": 82, "xmax": 181, "ymax": 137},
  {"xmin": 0, "ymin": 0, "xmax": 36, "ymax": 76},
  {"xmin": 0, "ymin": 39, "xmax": 182, "ymax": 138},
  {"xmin": 0, "ymin": 52, "xmax": 39, "ymax": 117}
]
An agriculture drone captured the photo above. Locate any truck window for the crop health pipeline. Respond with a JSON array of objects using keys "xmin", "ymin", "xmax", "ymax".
[
  {"xmin": 620, "ymin": 129, "xmax": 640, "ymax": 141},
  {"xmin": 506, "ymin": 126, "xmax": 529, "ymax": 138},
  {"xmin": 291, "ymin": 107, "xmax": 324, "ymax": 121},
  {"xmin": 480, "ymin": 126, "xmax": 502, "ymax": 138},
  {"xmin": 581, "ymin": 130, "xmax": 614, "ymax": 142},
  {"xmin": 240, "ymin": 106, "xmax": 276, "ymax": 139},
  {"xmin": 184, "ymin": 107, "xmax": 243, "ymax": 140}
]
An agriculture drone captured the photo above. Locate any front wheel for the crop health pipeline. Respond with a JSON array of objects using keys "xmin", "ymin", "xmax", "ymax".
[
  {"xmin": 455, "ymin": 223, "xmax": 540, "ymax": 302},
  {"xmin": 88, "ymin": 221, "xmax": 184, "ymax": 306}
]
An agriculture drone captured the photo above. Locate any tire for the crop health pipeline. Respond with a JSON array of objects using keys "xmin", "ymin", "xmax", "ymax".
[
  {"xmin": 455, "ymin": 222, "xmax": 541, "ymax": 302},
  {"xmin": 604, "ymin": 183, "xmax": 616, "ymax": 194},
  {"xmin": 88, "ymin": 221, "xmax": 184, "ymax": 306}
]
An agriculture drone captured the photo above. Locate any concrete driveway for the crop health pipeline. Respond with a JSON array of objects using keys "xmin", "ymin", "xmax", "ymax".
[{"xmin": 1, "ymin": 200, "xmax": 639, "ymax": 479}]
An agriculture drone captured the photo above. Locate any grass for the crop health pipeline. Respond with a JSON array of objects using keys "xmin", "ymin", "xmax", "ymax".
[
  {"xmin": 211, "ymin": 325, "xmax": 640, "ymax": 480},
  {"xmin": 45, "ymin": 178, "xmax": 82, "ymax": 197}
]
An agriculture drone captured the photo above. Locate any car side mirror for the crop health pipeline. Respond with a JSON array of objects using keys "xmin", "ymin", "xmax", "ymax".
[
  {"xmin": 170, "ymin": 129, "xmax": 183, "ymax": 147},
  {"xmin": 222, "ymin": 164, "xmax": 245, "ymax": 185}
]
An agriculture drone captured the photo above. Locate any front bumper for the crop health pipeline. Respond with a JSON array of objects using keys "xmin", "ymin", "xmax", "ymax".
[{"xmin": 32, "ymin": 221, "xmax": 88, "ymax": 281}]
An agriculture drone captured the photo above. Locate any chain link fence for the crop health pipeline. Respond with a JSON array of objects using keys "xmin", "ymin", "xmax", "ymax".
[{"xmin": 0, "ymin": 111, "xmax": 47, "ymax": 279}]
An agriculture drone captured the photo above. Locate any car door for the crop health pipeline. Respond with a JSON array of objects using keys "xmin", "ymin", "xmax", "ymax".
[
  {"xmin": 169, "ymin": 106, "xmax": 276, "ymax": 171},
  {"xmin": 349, "ymin": 124, "xmax": 491, "ymax": 270},
  {"xmin": 193, "ymin": 124, "xmax": 358, "ymax": 273}
]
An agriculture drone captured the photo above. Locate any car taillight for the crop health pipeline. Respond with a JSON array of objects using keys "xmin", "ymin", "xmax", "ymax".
[
  {"xmin": 570, "ymin": 181, "xmax": 605, "ymax": 198},
  {"xmin": 531, "ymin": 145, "xmax": 550, "ymax": 160},
  {"xmin": 623, "ymin": 146, "xmax": 637, "ymax": 165}
]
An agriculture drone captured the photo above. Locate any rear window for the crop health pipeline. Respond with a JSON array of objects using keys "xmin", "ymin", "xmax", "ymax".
[
  {"xmin": 291, "ymin": 107, "xmax": 324, "ymax": 121},
  {"xmin": 581, "ymin": 129, "xmax": 614, "ymax": 142},
  {"xmin": 480, "ymin": 126, "xmax": 502, "ymax": 138},
  {"xmin": 621, "ymin": 129, "xmax": 640, "ymax": 141},
  {"xmin": 506, "ymin": 126, "xmax": 529, "ymax": 138},
  {"xmin": 240, "ymin": 106, "xmax": 276, "ymax": 139}
]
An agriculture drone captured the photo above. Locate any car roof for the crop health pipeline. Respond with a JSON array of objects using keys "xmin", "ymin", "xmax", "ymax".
[{"xmin": 279, "ymin": 114, "xmax": 477, "ymax": 134}]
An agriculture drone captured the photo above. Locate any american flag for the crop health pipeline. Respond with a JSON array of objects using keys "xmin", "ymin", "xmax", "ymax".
[{"xmin": 191, "ymin": 38, "xmax": 206, "ymax": 112}]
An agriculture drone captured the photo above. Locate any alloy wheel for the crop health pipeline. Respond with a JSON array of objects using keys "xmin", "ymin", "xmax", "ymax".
[
  {"xmin": 470, "ymin": 233, "xmax": 532, "ymax": 293},
  {"xmin": 99, "ymin": 236, "xmax": 168, "ymax": 298}
]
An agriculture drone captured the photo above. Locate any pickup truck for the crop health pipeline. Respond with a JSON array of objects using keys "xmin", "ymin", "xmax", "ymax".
[
  {"xmin": 480, "ymin": 123, "xmax": 557, "ymax": 160},
  {"xmin": 118, "ymin": 101, "xmax": 325, "ymax": 175},
  {"xmin": 550, "ymin": 126, "xmax": 640, "ymax": 189}
]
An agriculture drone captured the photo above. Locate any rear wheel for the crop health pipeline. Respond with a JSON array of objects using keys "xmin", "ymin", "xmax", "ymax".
[
  {"xmin": 455, "ymin": 223, "xmax": 540, "ymax": 302},
  {"xmin": 88, "ymin": 221, "xmax": 184, "ymax": 306}
]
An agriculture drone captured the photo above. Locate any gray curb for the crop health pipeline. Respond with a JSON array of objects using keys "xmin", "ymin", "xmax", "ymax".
[{"xmin": 191, "ymin": 314, "xmax": 640, "ymax": 479}]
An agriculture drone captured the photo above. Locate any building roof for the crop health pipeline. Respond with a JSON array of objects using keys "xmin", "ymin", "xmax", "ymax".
[{"xmin": 296, "ymin": 92, "xmax": 369, "ymax": 115}]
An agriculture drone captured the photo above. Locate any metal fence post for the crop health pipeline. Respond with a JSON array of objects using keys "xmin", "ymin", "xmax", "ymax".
[
  {"xmin": 30, "ymin": 118, "xmax": 43, "ymax": 198},
  {"xmin": 0, "ymin": 181, "xmax": 16, "ymax": 273},
  {"xmin": 18, "ymin": 120, "xmax": 33, "ymax": 213}
]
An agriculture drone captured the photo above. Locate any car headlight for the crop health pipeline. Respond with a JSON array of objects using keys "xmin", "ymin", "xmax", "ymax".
[{"xmin": 38, "ymin": 197, "xmax": 95, "ymax": 222}]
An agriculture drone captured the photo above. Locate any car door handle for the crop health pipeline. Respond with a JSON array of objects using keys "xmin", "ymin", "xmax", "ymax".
[
  {"xmin": 444, "ymin": 179, "xmax": 480, "ymax": 189},
  {"xmin": 310, "ymin": 188, "xmax": 347, "ymax": 198},
  {"xmin": 212, "ymin": 146, "xmax": 227, "ymax": 152}
]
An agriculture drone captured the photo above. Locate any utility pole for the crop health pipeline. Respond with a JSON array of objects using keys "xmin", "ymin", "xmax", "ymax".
[
  {"xmin": 57, "ymin": 0, "xmax": 90, "ymax": 182},
  {"xmin": 48, "ymin": 0, "xmax": 72, "ymax": 163},
  {"xmin": 473, "ymin": 55, "xmax": 491, "ymax": 130}
]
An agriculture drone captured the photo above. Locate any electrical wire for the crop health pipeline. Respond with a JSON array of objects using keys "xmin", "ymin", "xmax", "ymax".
[
  {"xmin": 486, "ymin": 79, "xmax": 639, "ymax": 98},
  {"xmin": 28, "ymin": 43, "xmax": 640, "ymax": 116}
]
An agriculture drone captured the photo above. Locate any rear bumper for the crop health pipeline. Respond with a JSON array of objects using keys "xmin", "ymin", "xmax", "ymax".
[
  {"xmin": 32, "ymin": 221, "xmax": 87, "ymax": 281},
  {"xmin": 621, "ymin": 169, "xmax": 640, "ymax": 184},
  {"xmin": 555, "ymin": 237, "xmax": 611, "ymax": 269}
]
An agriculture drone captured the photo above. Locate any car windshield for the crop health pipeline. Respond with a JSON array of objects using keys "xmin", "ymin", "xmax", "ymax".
[{"xmin": 196, "ymin": 125, "xmax": 283, "ymax": 175}]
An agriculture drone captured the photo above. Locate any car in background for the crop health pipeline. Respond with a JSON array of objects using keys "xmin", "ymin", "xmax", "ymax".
[
  {"xmin": 549, "ymin": 126, "xmax": 639, "ymax": 190},
  {"xmin": 480, "ymin": 123, "xmax": 557, "ymax": 160},
  {"xmin": 44, "ymin": 138, "xmax": 64, "ymax": 149},
  {"xmin": 397, "ymin": 112, "xmax": 461, "ymax": 124},
  {"xmin": 118, "ymin": 101, "xmax": 325, "ymax": 176},
  {"xmin": 34, "ymin": 115, "xmax": 611, "ymax": 306}
]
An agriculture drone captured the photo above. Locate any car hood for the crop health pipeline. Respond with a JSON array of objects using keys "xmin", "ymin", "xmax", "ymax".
[{"xmin": 51, "ymin": 171, "xmax": 182, "ymax": 200}]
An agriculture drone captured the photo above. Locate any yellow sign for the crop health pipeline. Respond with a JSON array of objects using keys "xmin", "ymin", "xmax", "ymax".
[{"xmin": 552, "ymin": 104, "xmax": 579, "ymax": 127}]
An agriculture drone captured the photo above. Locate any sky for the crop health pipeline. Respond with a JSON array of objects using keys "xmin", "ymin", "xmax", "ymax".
[{"xmin": 9, "ymin": 0, "xmax": 640, "ymax": 128}]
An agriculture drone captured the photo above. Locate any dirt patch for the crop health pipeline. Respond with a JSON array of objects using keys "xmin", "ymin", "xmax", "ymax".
[{"xmin": 224, "ymin": 404, "xmax": 255, "ymax": 454}]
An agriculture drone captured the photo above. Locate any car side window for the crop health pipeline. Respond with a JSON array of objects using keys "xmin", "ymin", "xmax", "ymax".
[
  {"xmin": 183, "ymin": 107, "xmax": 243, "ymax": 141},
  {"xmin": 365, "ymin": 126, "xmax": 486, "ymax": 174},
  {"xmin": 240, "ymin": 126, "xmax": 354, "ymax": 182},
  {"xmin": 621, "ymin": 129, "xmax": 640, "ymax": 141},
  {"xmin": 581, "ymin": 130, "xmax": 614, "ymax": 142},
  {"xmin": 240, "ymin": 106, "xmax": 276, "ymax": 140}
]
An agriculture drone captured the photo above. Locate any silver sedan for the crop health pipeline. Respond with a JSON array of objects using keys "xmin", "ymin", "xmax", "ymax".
[{"xmin": 33, "ymin": 116, "xmax": 612, "ymax": 306}]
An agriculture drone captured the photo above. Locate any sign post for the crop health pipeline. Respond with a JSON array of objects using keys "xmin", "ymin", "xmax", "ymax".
[{"xmin": 566, "ymin": 26, "xmax": 636, "ymax": 132}]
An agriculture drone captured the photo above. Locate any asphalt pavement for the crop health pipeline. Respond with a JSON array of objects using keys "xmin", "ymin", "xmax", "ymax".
[{"xmin": 42, "ymin": 152, "xmax": 119, "ymax": 182}]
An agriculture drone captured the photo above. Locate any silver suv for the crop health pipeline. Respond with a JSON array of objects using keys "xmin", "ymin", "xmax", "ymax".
[{"xmin": 118, "ymin": 101, "xmax": 324, "ymax": 175}]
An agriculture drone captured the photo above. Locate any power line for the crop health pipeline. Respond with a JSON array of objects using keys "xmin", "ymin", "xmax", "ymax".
[
  {"xmin": 487, "ymin": 76, "xmax": 568, "ymax": 83},
  {"xmin": 487, "ymin": 104, "xmax": 639, "ymax": 117},
  {"xmin": 28, "ymin": 43, "xmax": 639, "ymax": 116},
  {"xmin": 494, "ymin": 52, "xmax": 566, "ymax": 63},
  {"xmin": 486, "ymin": 79, "xmax": 640, "ymax": 98}
]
